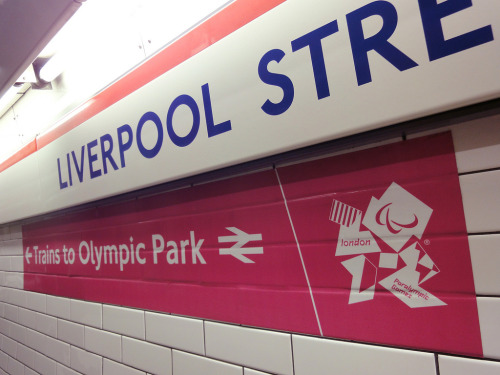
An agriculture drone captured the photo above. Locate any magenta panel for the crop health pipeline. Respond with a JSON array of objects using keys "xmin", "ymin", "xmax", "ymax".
[{"xmin": 23, "ymin": 132, "xmax": 482, "ymax": 356}]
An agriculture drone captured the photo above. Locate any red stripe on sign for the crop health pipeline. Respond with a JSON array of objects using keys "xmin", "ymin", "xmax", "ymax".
[
  {"xmin": 36, "ymin": 0, "xmax": 286, "ymax": 150},
  {"xmin": 0, "ymin": 139, "xmax": 37, "ymax": 173}
]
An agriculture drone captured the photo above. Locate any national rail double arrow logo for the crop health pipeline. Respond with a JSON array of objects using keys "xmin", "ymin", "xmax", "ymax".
[{"xmin": 218, "ymin": 227, "xmax": 263, "ymax": 263}]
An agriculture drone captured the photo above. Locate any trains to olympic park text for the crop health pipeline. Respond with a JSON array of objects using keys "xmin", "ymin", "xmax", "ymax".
[{"xmin": 57, "ymin": 0, "xmax": 494, "ymax": 190}]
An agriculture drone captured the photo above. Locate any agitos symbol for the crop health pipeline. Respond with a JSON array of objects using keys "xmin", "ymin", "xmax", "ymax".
[{"xmin": 375, "ymin": 203, "xmax": 419, "ymax": 234}]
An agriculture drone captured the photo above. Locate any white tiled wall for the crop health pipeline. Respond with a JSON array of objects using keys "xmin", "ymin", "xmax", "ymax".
[
  {"xmin": 439, "ymin": 355, "xmax": 500, "ymax": 375},
  {"xmin": 292, "ymin": 335, "xmax": 436, "ymax": 375},
  {"xmin": 0, "ymin": 118, "xmax": 499, "ymax": 374}
]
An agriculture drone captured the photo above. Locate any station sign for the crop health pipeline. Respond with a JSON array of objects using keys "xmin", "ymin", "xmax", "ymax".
[
  {"xmin": 24, "ymin": 133, "xmax": 482, "ymax": 357},
  {"xmin": 1, "ymin": 0, "xmax": 499, "ymax": 223}
]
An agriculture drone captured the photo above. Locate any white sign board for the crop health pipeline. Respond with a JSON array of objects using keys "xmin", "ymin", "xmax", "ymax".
[{"xmin": 1, "ymin": 0, "xmax": 499, "ymax": 223}]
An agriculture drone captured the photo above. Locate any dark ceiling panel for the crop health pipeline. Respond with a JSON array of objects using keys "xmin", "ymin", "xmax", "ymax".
[{"xmin": 0, "ymin": 0, "xmax": 82, "ymax": 98}]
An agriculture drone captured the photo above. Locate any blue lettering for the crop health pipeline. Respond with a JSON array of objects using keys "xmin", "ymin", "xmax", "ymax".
[
  {"xmin": 71, "ymin": 146, "xmax": 85, "ymax": 183},
  {"xmin": 117, "ymin": 124, "xmax": 133, "ymax": 168},
  {"xmin": 87, "ymin": 139, "xmax": 101, "ymax": 179},
  {"xmin": 166, "ymin": 95, "xmax": 200, "ymax": 147},
  {"xmin": 291, "ymin": 20, "xmax": 339, "ymax": 100},
  {"xmin": 418, "ymin": 0, "xmax": 494, "ymax": 61},
  {"xmin": 136, "ymin": 111, "xmax": 164, "ymax": 158},
  {"xmin": 100, "ymin": 133, "xmax": 118, "ymax": 174},
  {"xmin": 258, "ymin": 49, "xmax": 295, "ymax": 115},
  {"xmin": 57, "ymin": 158, "xmax": 68, "ymax": 190},
  {"xmin": 66, "ymin": 153, "xmax": 72, "ymax": 186},
  {"xmin": 347, "ymin": 1, "xmax": 418, "ymax": 86},
  {"xmin": 202, "ymin": 83, "xmax": 232, "ymax": 137}
]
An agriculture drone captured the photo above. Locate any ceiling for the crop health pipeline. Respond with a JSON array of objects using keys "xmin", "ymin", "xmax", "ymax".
[{"xmin": 0, "ymin": 0, "xmax": 82, "ymax": 99}]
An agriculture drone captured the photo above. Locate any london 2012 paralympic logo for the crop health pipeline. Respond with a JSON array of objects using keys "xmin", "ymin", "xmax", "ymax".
[{"xmin": 330, "ymin": 182, "xmax": 445, "ymax": 308}]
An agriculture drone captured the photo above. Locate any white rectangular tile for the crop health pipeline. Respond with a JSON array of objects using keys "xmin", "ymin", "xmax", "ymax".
[
  {"xmin": 103, "ymin": 359, "xmax": 146, "ymax": 375},
  {"xmin": 6, "ymin": 288, "xmax": 25, "ymax": 308},
  {"xmin": 70, "ymin": 346, "xmax": 103, "ymax": 375},
  {"xmin": 33, "ymin": 352, "xmax": 57, "ymax": 375},
  {"xmin": 9, "ymin": 257, "xmax": 23, "ymax": 272},
  {"xmin": 244, "ymin": 369, "xmax": 272, "ymax": 375},
  {"xmin": 24, "ymin": 367, "xmax": 38, "ymax": 375},
  {"xmin": 1, "ymin": 334, "xmax": 17, "ymax": 357},
  {"xmin": 57, "ymin": 363, "xmax": 83, "ymax": 375},
  {"xmin": 8, "ymin": 321, "xmax": 25, "ymax": 344},
  {"xmin": 0, "ymin": 303, "xmax": 4, "ymax": 318},
  {"xmin": 35, "ymin": 311, "xmax": 58, "ymax": 338},
  {"xmin": 44, "ymin": 334, "xmax": 71, "ymax": 366},
  {"xmin": 477, "ymin": 297, "xmax": 500, "ymax": 360},
  {"xmin": 58, "ymin": 319, "xmax": 84, "ymax": 347},
  {"xmin": 1, "ymin": 319, "xmax": 13, "ymax": 338},
  {"xmin": 24, "ymin": 327, "xmax": 47, "ymax": 353},
  {"xmin": 469, "ymin": 235, "xmax": 500, "ymax": 295},
  {"xmin": 7, "ymin": 356, "xmax": 24, "ymax": 375},
  {"xmin": 16, "ymin": 343, "xmax": 35, "ymax": 368},
  {"xmin": 122, "ymin": 336, "xmax": 171, "ymax": 375},
  {"xmin": 1, "ymin": 288, "xmax": 12, "ymax": 304},
  {"xmin": 173, "ymin": 350, "xmax": 242, "ymax": 375},
  {"xmin": 24, "ymin": 291, "xmax": 46, "ymax": 313},
  {"xmin": 70, "ymin": 299, "xmax": 102, "ymax": 328},
  {"xmin": 439, "ymin": 355, "xmax": 500, "ymax": 375},
  {"xmin": 85, "ymin": 326, "xmax": 121, "ymax": 362},
  {"xmin": 0, "ymin": 258, "xmax": 10, "ymax": 271},
  {"xmin": 17, "ymin": 326, "xmax": 31, "ymax": 348},
  {"xmin": 103, "ymin": 305, "xmax": 145, "ymax": 339},
  {"xmin": 292, "ymin": 335, "xmax": 436, "ymax": 375},
  {"xmin": 0, "ymin": 350, "xmax": 7, "ymax": 371},
  {"xmin": 47, "ymin": 295, "xmax": 71, "ymax": 319},
  {"xmin": 0, "ymin": 320, "xmax": 7, "ymax": 336},
  {"xmin": 4, "ymin": 272, "xmax": 23, "ymax": 289},
  {"xmin": 0, "ymin": 239, "xmax": 22, "ymax": 256},
  {"xmin": 460, "ymin": 170, "xmax": 500, "ymax": 233},
  {"xmin": 205, "ymin": 322, "xmax": 292, "ymax": 375},
  {"xmin": 145, "ymin": 312, "xmax": 204, "ymax": 355},
  {"xmin": 17, "ymin": 307, "xmax": 37, "ymax": 330},
  {"xmin": 452, "ymin": 114, "xmax": 500, "ymax": 174},
  {"xmin": 4, "ymin": 304, "xmax": 17, "ymax": 322}
]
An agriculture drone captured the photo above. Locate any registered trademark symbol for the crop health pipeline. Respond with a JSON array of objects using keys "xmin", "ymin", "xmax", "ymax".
[{"xmin": 424, "ymin": 239, "xmax": 430, "ymax": 245}]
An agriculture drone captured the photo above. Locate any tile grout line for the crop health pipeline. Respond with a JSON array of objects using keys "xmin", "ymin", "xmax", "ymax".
[
  {"xmin": 434, "ymin": 353, "xmax": 441, "ymax": 375},
  {"xmin": 290, "ymin": 334, "xmax": 296, "ymax": 375}
]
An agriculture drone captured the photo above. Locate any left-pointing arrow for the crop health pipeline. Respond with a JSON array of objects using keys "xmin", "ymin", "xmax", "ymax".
[{"xmin": 25, "ymin": 247, "xmax": 32, "ymax": 264}]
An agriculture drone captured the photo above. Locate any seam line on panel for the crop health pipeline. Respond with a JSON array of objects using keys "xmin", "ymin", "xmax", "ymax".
[
  {"xmin": 274, "ymin": 168, "xmax": 323, "ymax": 336},
  {"xmin": 459, "ymin": 167, "xmax": 500, "ymax": 176},
  {"xmin": 434, "ymin": 353, "xmax": 441, "ymax": 375},
  {"xmin": 467, "ymin": 231, "xmax": 500, "ymax": 236}
]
